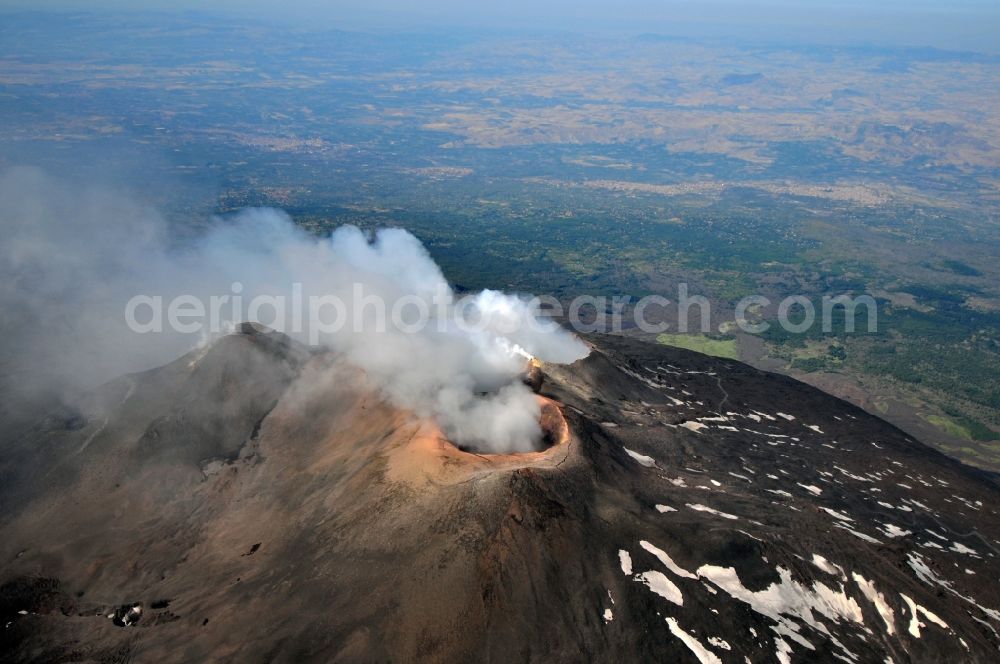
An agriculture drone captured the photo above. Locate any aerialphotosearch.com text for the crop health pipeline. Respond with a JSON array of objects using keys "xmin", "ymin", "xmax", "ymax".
[{"xmin": 124, "ymin": 282, "xmax": 877, "ymax": 344}]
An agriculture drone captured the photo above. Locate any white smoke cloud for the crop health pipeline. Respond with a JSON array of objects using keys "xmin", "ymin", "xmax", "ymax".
[{"xmin": 0, "ymin": 166, "xmax": 588, "ymax": 452}]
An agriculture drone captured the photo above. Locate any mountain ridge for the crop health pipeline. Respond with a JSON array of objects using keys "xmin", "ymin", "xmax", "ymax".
[{"xmin": 2, "ymin": 329, "xmax": 999, "ymax": 662}]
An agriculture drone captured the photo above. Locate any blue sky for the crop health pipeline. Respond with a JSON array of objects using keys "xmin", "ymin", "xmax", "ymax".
[{"xmin": 1, "ymin": 1, "xmax": 998, "ymax": 52}]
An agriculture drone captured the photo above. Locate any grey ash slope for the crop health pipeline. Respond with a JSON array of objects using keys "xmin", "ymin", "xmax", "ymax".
[
  {"xmin": 2, "ymin": 329, "xmax": 999, "ymax": 663},
  {"xmin": 545, "ymin": 335, "xmax": 1000, "ymax": 662}
]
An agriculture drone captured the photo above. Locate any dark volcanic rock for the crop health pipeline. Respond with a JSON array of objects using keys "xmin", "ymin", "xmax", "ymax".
[
  {"xmin": 111, "ymin": 603, "xmax": 142, "ymax": 627},
  {"xmin": 1, "ymin": 332, "xmax": 999, "ymax": 663}
]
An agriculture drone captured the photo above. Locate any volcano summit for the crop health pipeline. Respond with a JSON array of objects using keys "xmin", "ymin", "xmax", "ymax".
[{"xmin": 2, "ymin": 326, "xmax": 999, "ymax": 663}]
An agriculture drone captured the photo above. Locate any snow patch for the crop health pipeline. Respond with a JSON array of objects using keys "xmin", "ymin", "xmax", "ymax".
[
  {"xmin": 624, "ymin": 448, "xmax": 656, "ymax": 467},
  {"xmin": 878, "ymin": 523, "xmax": 911, "ymax": 539},
  {"xmin": 833, "ymin": 523, "xmax": 882, "ymax": 544},
  {"xmin": 665, "ymin": 617, "xmax": 722, "ymax": 664},
  {"xmin": 852, "ymin": 573, "xmax": 895, "ymax": 635},
  {"xmin": 707, "ymin": 637, "xmax": 731, "ymax": 651},
  {"xmin": 820, "ymin": 507, "xmax": 853, "ymax": 522},
  {"xmin": 619, "ymin": 549, "xmax": 633, "ymax": 575},
  {"xmin": 640, "ymin": 540, "xmax": 698, "ymax": 579},
  {"xmin": 687, "ymin": 503, "xmax": 739, "ymax": 520},
  {"xmin": 637, "ymin": 570, "xmax": 683, "ymax": 605},
  {"xmin": 680, "ymin": 421, "xmax": 708, "ymax": 433},
  {"xmin": 949, "ymin": 542, "xmax": 978, "ymax": 556},
  {"xmin": 811, "ymin": 554, "xmax": 844, "ymax": 578},
  {"xmin": 697, "ymin": 563, "xmax": 864, "ymax": 657},
  {"xmin": 900, "ymin": 593, "xmax": 948, "ymax": 638}
]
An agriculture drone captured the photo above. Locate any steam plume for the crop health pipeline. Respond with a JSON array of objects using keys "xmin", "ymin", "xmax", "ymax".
[{"xmin": 0, "ymin": 167, "xmax": 588, "ymax": 452}]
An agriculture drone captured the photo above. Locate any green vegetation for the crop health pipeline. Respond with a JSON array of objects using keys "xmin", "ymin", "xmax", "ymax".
[
  {"xmin": 924, "ymin": 414, "xmax": 996, "ymax": 442},
  {"xmin": 790, "ymin": 357, "xmax": 830, "ymax": 373},
  {"xmin": 938, "ymin": 407, "xmax": 998, "ymax": 441},
  {"xmin": 656, "ymin": 334, "xmax": 738, "ymax": 360},
  {"xmin": 926, "ymin": 414, "xmax": 974, "ymax": 440},
  {"xmin": 938, "ymin": 442, "xmax": 1000, "ymax": 469}
]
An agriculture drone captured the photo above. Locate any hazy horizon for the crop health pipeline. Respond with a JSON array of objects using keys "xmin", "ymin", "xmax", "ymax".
[{"xmin": 1, "ymin": 1, "xmax": 999, "ymax": 53}]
